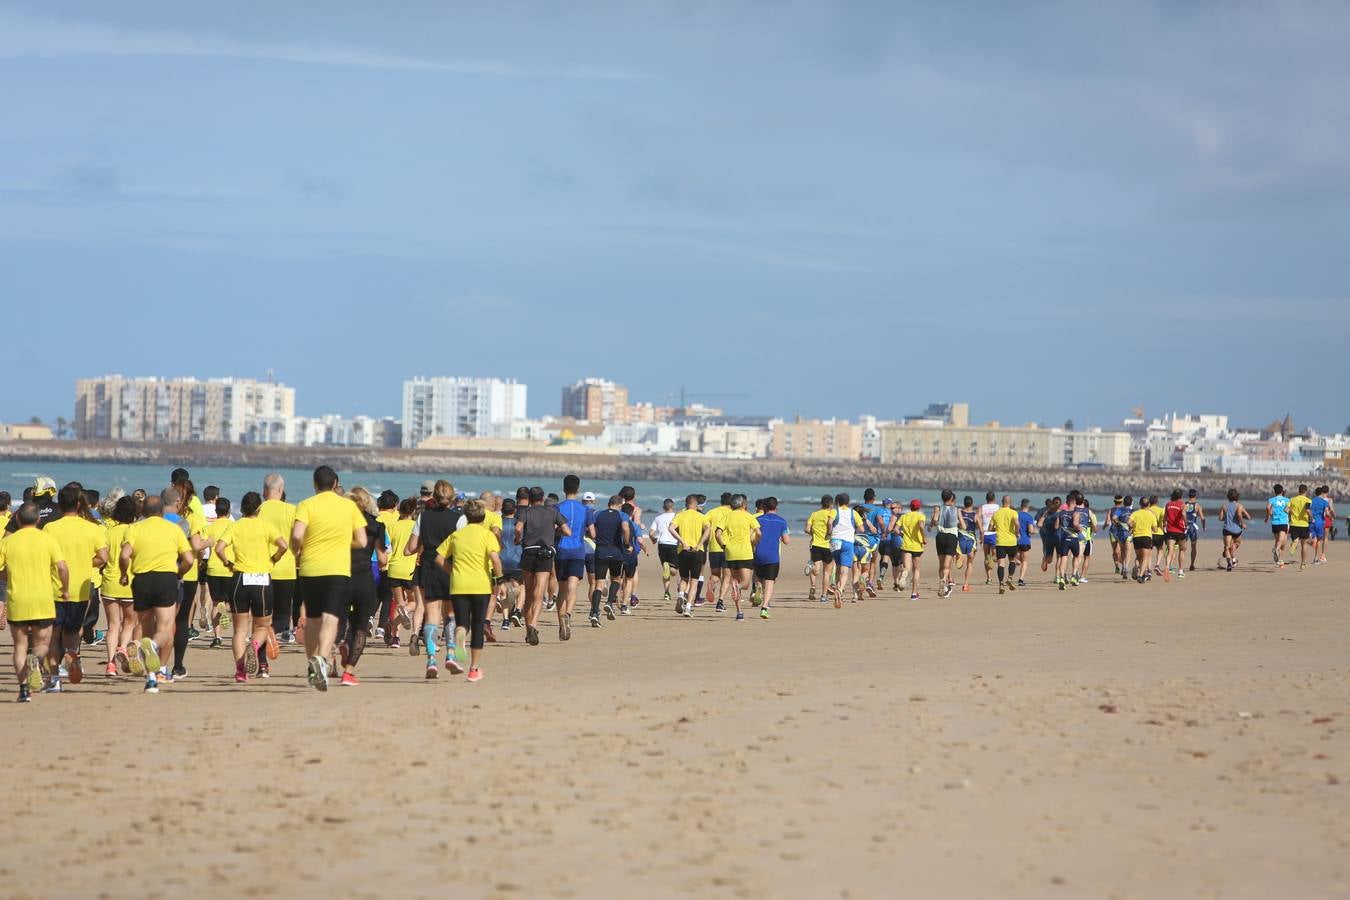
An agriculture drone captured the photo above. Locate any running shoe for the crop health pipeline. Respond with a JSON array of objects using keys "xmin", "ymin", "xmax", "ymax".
[
  {"xmin": 425, "ymin": 662, "xmax": 438, "ymax": 679},
  {"xmin": 466, "ymin": 667, "xmax": 483, "ymax": 683},
  {"xmin": 750, "ymin": 586, "xmax": 763, "ymax": 607},
  {"xmin": 1058, "ymin": 580, "xmax": 1066, "ymax": 591},
  {"xmin": 509, "ymin": 611, "xmax": 524, "ymax": 628},
  {"xmin": 629, "ymin": 594, "xmax": 640, "ymax": 608},
  {"xmin": 605, "ymin": 603, "xmax": 617, "ymax": 621},
  {"xmin": 693, "ymin": 597, "xmax": 708, "ymax": 608},
  {"xmin": 340, "ymin": 672, "xmax": 360, "ymax": 687},
  {"xmin": 243, "ymin": 640, "xmax": 260, "ymax": 676},
  {"xmin": 139, "ymin": 637, "xmax": 161, "ymax": 673},
  {"xmin": 258, "ymin": 661, "xmax": 270, "ymax": 679},
  {"xmin": 1177, "ymin": 571, "xmax": 1185, "ymax": 579},
  {"xmin": 714, "ymin": 600, "xmax": 725, "ymax": 613},
  {"xmin": 941, "ymin": 584, "xmax": 953, "ymax": 599},
  {"xmin": 1017, "ymin": 579, "xmax": 1026, "ymax": 587},
  {"xmin": 999, "ymin": 585, "xmax": 1006, "ymax": 595},
  {"xmin": 187, "ymin": 627, "xmax": 200, "ymax": 641},
  {"xmin": 735, "ymin": 611, "xmax": 745, "ymax": 621},
  {"xmin": 41, "ymin": 678, "xmax": 60, "ymax": 694},
  {"xmin": 664, "ymin": 590, "xmax": 673, "ymax": 603},
  {"xmin": 144, "ymin": 676, "xmax": 158, "ymax": 694},
  {"xmin": 675, "ymin": 591, "xmax": 686, "ymax": 613},
  {"xmin": 209, "ymin": 636, "xmax": 222, "ymax": 649},
  {"xmin": 90, "ymin": 630, "xmax": 107, "ymax": 646},
  {"xmin": 125, "ymin": 643, "xmax": 144, "ymax": 676},
  {"xmin": 543, "ymin": 596, "xmax": 556, "ymax": 612},
  {"xmin": 394, "ymin": 606, "xmax": 412, "ymax": 629},
  {"xmin": 17, "ymin": 684, "xmax": 31, "ymax": 703},
  {"xmin": 105, "ymin": 661, "xmax": 117, "ymax": 677},
  {"xmin": 619, "ymin": 605, "xmax": 631, "ymax": 616},
  {"xmin": 759, "ymin": 607, "xmax": 770, "ymax": 620},
  {"xmin": 589, "ymin": 614, "xmax": 601, "ymax": 628},
  {"xmin": 909, "ymin": 592, "xmax": 919, "ymax": 601},
  {"xmin": 308, "ymin": 656, "xmax": 329, "ymax": 692},
  {"xmin": 681, "ymin": 602, "xmax": 692, "ymax": 619},
  {"xmin": 1006, "ymin": 580, "xmax": 1017, "ymax": 592},
  {"xmin": 65, "ymin": 653, "xmax": 83, "ymax": 685},
  {"xmin": 865, "ymin": 582, "xmax": 878, "ymax": 599},
  {"xmin": 446, "ymin": 657, "xmax": 465, "ymax": 676},
  {"xmin": 526, "ymin": 625, "xmax": 540, "ymax": 646},
  {"xmin": 235, "ymin": 669, "xmax": 248, "ymax": 683},
  {"xmin": 807, "ymin": 587, "xmax": 817, "ymax": 602},
  {"xmin": 1078, "ymin": 577, "xmax": 1089, "ymax": 584}
]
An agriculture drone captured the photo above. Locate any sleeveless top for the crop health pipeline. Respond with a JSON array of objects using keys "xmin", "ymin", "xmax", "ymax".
[{"xmin": 937, "ymin": 505, "xmax": 960, "ymax": 535}]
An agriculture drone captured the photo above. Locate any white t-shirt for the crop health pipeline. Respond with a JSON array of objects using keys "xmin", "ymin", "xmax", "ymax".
[
  {"xmin": 980, "ymin": 503, "xmax": 999, "ymax": 536},
  {"xmin": 831, "ymin": 506, "xmax": 857, "ymax": 543},
  {"xmin": 649, "ymin": 511, "xmax": 677, "ymax": 545}
]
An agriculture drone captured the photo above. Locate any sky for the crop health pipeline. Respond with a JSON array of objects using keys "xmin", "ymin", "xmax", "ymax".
[{"xmin": 2, "ymin": 1, "xmax": 1348, "ymax": 434}]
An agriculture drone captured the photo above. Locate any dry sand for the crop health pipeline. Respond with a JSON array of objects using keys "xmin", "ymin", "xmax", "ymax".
[{"xmin": 2, "ymin": 538, "xmax": 1347, "ymax": 899}]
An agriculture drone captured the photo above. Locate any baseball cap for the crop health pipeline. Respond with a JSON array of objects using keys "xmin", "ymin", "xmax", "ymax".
[
  {"xmin": 420, "ymin": 480, "xmax": 434, "ymax": 493},
  {"xmin": 455, "ymin": 491, "xmax": 466, "ymax": 501},
  {"xmin": 33, "ymin": 476, "xmax": 56, "ymax": 497},
  {"xmin": 582, "ymin": 491, "xmax": 596, "ymax": 502},
  {"xmin": 909, "ymin": 498, "xmax": 922, "ymax": 510},
  {"xmin": 883, "ymin": 497, "xmax": 896, "ymax": 506}
]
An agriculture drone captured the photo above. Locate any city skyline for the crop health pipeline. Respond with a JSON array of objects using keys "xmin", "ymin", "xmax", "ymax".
[{"xmin": 2, "ymin": 3, "xmax": 1348, "ymax": 433}]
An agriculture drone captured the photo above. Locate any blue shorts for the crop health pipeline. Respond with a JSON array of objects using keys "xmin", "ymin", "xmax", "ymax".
[
  {"xmin": 585, "ymin": 553, "xmax": 595, "ymax": 575},
  {"xmin": 831, "ymin": 541, "xmax": 855, "ymax": 568},
  {"xmin": 1310, "ymin": 520, "xmax": 1326, "ymax": 539},
  {"xmin": 1186, "ymin": 525, "xmax": 1200, "ymax": 542},
  {"xmin": 55, "ymin": 600, "xmax": 89, "ymax": 632},
  {"xmin": 1041, "ymin": 531, "xmax": 1058, "ymax": 556},
  {"xmin": 958, "ymin": 533, "xmax": 976, "ymax": 555},
  {"xmin": 983, "ymin": 533, "xmax": 997, "ymax": 546},
  {"xmin": 554, "ymin": 556, "xmax": 587, "ymax": 581},
  {"xmin": 1057, "ymin": 536, "xmax": 1081, "ymax": 558}
]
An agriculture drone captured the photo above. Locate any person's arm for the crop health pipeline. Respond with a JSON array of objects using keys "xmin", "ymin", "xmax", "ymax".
[
  {"xmin": 715, "ymin": 525, "xmax": 727, "ymax": 549},
  {"xmin": 489, "ymin": 550, "xmax": 503, "ymax": 581},
  {"xmin": 698, "ymin": 521, "xmax": 711, "ymax": 549},
  {"xmin": 55, "ymin": 559, "xmax": 70, "ymax": 601},
  {"xmin": 176, "ymin": 549, "xmax": 194, "ymax": 578},
  {"xmin": 620, "ymin": 521, "xmax": 632, "ymax": 554},
  {"xmin": 780, "ymin": 529, "xmax": 790, "ymax": 546},
  {"xmin": 271, "ymin": 536, "xmax": 288, "ymax": 565},
  {"xmin": 215, "ymin": 539, "xmax": 233, "ymax": 570},
  {"xmin": 351, "ymin": 522, "xmax": 368, "ymax": 550},
  {"xmin": 1198, "ymin": 504, "xmax": 1206, "ymax": 529},
  {"xmin": 92, "ymin": 545, "xmax": 110, "ymax": 571},
  {"xmin": 556, "ymin": 511, "xmax": 572, "ymax": 539},
  {"xmin": 376, "ymin": 541, "xmax": 390, "ymax": 568},
  {"xmin": 1265, "ymin": 502, "xmax": 1272, "ymax": 522},
  {"xmin": 436, "ymin": 550, "xmax": 451, "ymax": 573},
  {"xmin": 404, "ymin": 533, "xmax": 421, "ymax": 556},
  {"xmin": 119, "ymin": 541, "xmax": 133, "ymax": 586},
  {"xmin": 515, "ymin": 519, "xmax": 526, "ymax": 545},
  {"xmin": 290, "ymin": 521, "xmax": 306, "ymax": 558}
]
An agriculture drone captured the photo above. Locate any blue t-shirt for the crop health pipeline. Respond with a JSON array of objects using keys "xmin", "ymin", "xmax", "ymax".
[
  {"xmin": 868, "ymin": 507, "xmax": 892, "ymax": 543},
  {"xmin": 499, "ymin": 516, "xmax": 523, "ymax": 571},
  {"xmin": 1310, "ymin": 496, "xmax": 1330, "ymax": 524},
  {"xmin": 593, "ymin": 509, "xmax": 631, "ymax": 560},
  {"xmin": 754, "ymin": 513, "xmax": 790, "ymax": 564},
  {"xmin": 1268, "ymin": 496, "xmax": 1290, "ymax": 526},
  {"xmin": 626, "ymin": 520, "xmax": 644, "ymax": 561},
  {"xmin": 1017, "ymin": 511, "xmax": 1035, "ymax": 546},
  {"xmin": 555, "ymin": 498, "xmax": 589, "ymax": 560}
]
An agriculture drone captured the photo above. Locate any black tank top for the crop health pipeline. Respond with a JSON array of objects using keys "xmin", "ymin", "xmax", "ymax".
[{"xmin": 417, "ymin": 507, "xmax": 458, "ymax": 568}]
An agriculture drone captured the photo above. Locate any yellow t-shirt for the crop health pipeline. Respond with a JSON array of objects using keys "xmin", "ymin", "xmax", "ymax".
[
  {"xmin": 386, "ymin": 518, "xmax": 417, "ymax": 580},
  {"xmin": 44, "ymin": 516, "xmax": 109, "ymax": 603},
  {"xmin": 204, "ymin": 518, "xmax": 234, "ymax": 578},
  {"xmin": 125, "ymin": 516, "xmax": 192, "ymax": 575},
  {"xmin": 223, "ymin": 516, "xmax": 284, "ymax": 574},
  {"xmin": 259, "ymin": 499, "xmax": 298, "ymax": 579},
  {"xmin": 991, "ymin": 507, "xmax": 1020, "ymax": 548},
  {"xmin": 294, "ymin": 491, "xmax": 367, "ymax": 578},
  {"xmin": 435, "ymin": 522, "xmax": 497, "ymax": 595},
  {"xmin": 0, "ymin": 511, "xmax": 11, "ymax": 533},
  {"xmin": 0, "ymin": 528, "xmax": 64, "ymax": 620},
  {"xmin": 101, "ymin": 521, "xmax": 134, "ymax": 600},
  {"xmin": 1129, "ymin": 509, "xmax": 1156, "ymax": 540},
  {"xmin": 671, "ymin": 509, "xmax": 708, "ymax": 549},
  {"xmin": 899, "ymin": 510, "xmax": 929, "ymax": 552},
  {"xmin": 719, "ymin": 509, "xmax": 759, "ymax": 561},
  {"xmin": 180, "ymin": 512, "xmax": 207, "ymax": 583},
  {"xmin": 806, "ymin": 509, "xmax": 833, "ymax": 549},
  {"xmin": 1148, "ymin": 504, "xmax": 1166, "ymax": 535},
  {"xmin": 705, "ymin": 506, "xmax": 732, "ymax": 553},
  {"xmin": 1288, "ymin": 495, "xmax": 1312, "ymax": 528}
]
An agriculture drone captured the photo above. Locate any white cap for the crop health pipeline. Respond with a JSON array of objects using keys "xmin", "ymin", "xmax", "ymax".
[{"xmin": 582, "ymin": 491, "xmax": 596, "ymax": 502}]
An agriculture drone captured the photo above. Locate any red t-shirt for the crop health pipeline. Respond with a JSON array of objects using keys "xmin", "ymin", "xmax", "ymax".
[{"xmin": 1165, "ymin": 500, "xmax": 1187, "ymax": 534}]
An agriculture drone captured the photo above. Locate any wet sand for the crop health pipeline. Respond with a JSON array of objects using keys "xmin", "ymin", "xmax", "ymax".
[{"xmin": 2, "ymin": 538, "xmax": 1347, "ymax": 899}]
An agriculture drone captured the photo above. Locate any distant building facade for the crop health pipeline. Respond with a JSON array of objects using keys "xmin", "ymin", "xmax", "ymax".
[
  {"xmin": 74, "ymin": 375, "xmax": 295, "ymax": 443},
  {"xmin": 880, "ymin": 421, "xmax": 1132, "ymax": 468},
  {"xmin": 770, "ymin": 418, "xmax": 863, "ymax": 461},
  {"xmin": 402, "ymin": 377, "xmax": 527, "ymax": 447},
  {"xmin": 560, "ymin": 378, "xmax": 628, "ymax": 424}
]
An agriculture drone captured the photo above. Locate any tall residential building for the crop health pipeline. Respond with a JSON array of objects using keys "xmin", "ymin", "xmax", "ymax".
[
  {"xmin": 74, "ymin": 375, "xmax": 295, "ymax": 443},
  {"xmin": 401, "ymin": 377, "xmax": 527, "ymax": 448},
  {"xmin": 561, "ymin": 377, "xmax": 628, "ymax": 424},
  {"xmin": 770, "ymin": 418, "xmax": 863, "ymax": 461}
]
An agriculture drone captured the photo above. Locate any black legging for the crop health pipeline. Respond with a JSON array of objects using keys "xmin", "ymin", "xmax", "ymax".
[
  {"xmin": 344, "ymin": 571, "xmax": 379, "ymax": 666},
  {"xmin": 173, "ymin": 581, "xmax": 195, "ymax": 671},
  {"xmin": 450, "ymin": 594, "xmax": 491, "ymax": 650},
  {"xmin": 271, "ymin": 579, "xmax": 296, "ymax": 633}
]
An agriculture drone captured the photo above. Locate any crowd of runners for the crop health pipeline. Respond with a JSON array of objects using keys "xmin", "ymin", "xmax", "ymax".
[{"xmin": 0, "ymin": 468, "xmax": 1339, "ymax": 702}]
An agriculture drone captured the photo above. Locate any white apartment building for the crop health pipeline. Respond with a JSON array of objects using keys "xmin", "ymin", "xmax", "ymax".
[
  {"xmin": 74, "ymin": 375, "xmax": 295, "ymax": 444},
  {"xmin": 402, "ymin": 377, "xmax": 527, "ymax": 447}
]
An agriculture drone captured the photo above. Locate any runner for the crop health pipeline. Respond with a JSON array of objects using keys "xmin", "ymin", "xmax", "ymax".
[
  {"xmin": 804, "ymin": 495, "xmax": 834, "ymax": 602},
  {"xmin": 1219, "ymin": 489, "xmax": 1251, "ymax": 570},
  {"xmin": 1163, "ymin": 489, "xmax": 1188, "ymax": 579},
  {"xmin": 956, "ymin": 496, "xmax": 980, "ymax": 594},
  {"xmin": 384, "ymin": 498, "xmax": 418, "ymax": 649},
  {"xmin": 1127, "ymin": 499, "xmax": 1157, "ymax": 583},
  {"xmin": 580, "ymin": 491, "xmax": 599, "ymax": 614},
  {"xmin": 99, "ymin": 496, "xmax": 138, "ymax": 677},
  {"xmin": 513, "ymin": 486, "xmax": 569, "ymax": 646},
  {"xmin": 704, "ymin": 492, "xmax": 733, "ymax": 610},
  {"xmin": 1036, "ymin": 497, "xmax": 1061, "ymax": 573},
  {"xmin": 670, "ymin": 494, "xmax": 709, "ymax": 617},
  {"xmin": 618, "ymin": 485, "xmax": 644, "ymax": 608},
  {"xmin": 1287, "ymin": 484, "xmax": 1313, "ymax": 570},
  {"xmin": 1109, "ymin": 496, "xmax": 1133, "ymax": 575},
  {"xmin": 5, "ymin": 476, "xmax": 61, "ymax": 533},
  {"xmin": 978, "ymin": 491, "xmax": 999, "ymax": 585},
  {"xmin": 1106, "ymin": 495, "xmax": 1126, "ymax": 574},
  {"xmin": 1147, "ymin": 495, "xmax": 1166, "ymax": 576},
  {"xmin": 620, "ymin": 502, "xmax": 649, "ymax": 612},
  {"xmin": 42, "ymin": 485, "xmax": 109, "ymax": 691},
  {"xmin": 1053, "ymin": 492, "xmax": 1087, "ymax": 589},
  {"xmin": 214, "ymin": 491, "xmax": 287, "ymax": 683},
  {"xmin": 0, "ymin": 503, "xmax": 67, "ymax": 702},
  {"xmin": 990, "ymin": 495, "xmax": 1021, "ymax": 595},
  {"xmin": 714, "ymin": 494, "xmax": 759, "ymax": 621},
  {"xmin": 1266, "ymin": 484, "xmax": 1291, "ymax": 568},
  {"xmin": 203, "ymin": 496, "xmax": 235, "ymax": 648},
  {"xmin": 932, "ymin": 490, "xmax": 960, "ymax": 598},
  {"xmin": 120, "ymin": 493, "xmax": 195, "ymax": 693},
  {"xmin": 492, "ymin": 498, "xmax": 523, "ymax": 635},
  {"xmin": 751, "ymin": 497, "xmax": 788, "ymax": 619},
  {"xmin": 590, "ymin": 495, "xmax": 632, "ymax": 626},
  {"xmin": 1310, "ymin": 486, "xmax": 1335, "ymax": 564},
  {"xmin": 291, "ymin": 466, "xmax": 368, "ymax": 691},
  {"xmin": 259, "ymin": 474, "xmax": 299, "ymax": 644},
  {"xmin": 825, "ymin": 493, "xmax": 862, "ymax": 608},
  {"xmin": 171, "ymin": 480, "xmax": 209, "ymax": 679},
  {"xmin": 553, "ymin": 474, "xmax": 589, "ymax": 642},
  {"xmin": 1078, "ymin": 499, "xmax": 1097, "ymax": 582},
  {"xmin": 406, "ymin": 480, "xmax": 458, "ymax": 673},
  {"xmin": 336, "ymin": 487, "xmax": 389, "ymax": 685},
  {"xmin": 648, "ymin": 498, "xmax": 679, "ymax": 603},
  {"xmin": 1015, "ymin": 499, "xmax": 1036, "ymax": 587},
  {"xmin": 434, "ymin": 499, "xmax": 501, "ymax": 682},
  {"xmin": 1184, "ymin": 489, "xmax": 1206, "ymax": 572},
  {"xmin": 895, "ymin": 498, "xmax": 927, "ymax": 600}
]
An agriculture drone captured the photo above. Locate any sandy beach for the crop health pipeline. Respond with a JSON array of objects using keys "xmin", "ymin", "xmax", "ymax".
[{"xmin": 2, "ymin": 537, "xmax": 1347, "ymax": 899}]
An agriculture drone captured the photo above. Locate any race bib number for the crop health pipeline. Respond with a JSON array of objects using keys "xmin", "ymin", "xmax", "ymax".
[{"xmin": 242, "ymin": 573, "xmax": 270, "ymax": 587}]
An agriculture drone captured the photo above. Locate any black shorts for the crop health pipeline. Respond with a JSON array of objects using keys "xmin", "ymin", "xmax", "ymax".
[
  {"xmin": 229, "ymin": 579, "xmax": 273, "ymax": 618},
  {"xmin": 1165, "ymin": 532, "xmax": 1186, "ymax": 543},
  {"xmin": 585, "ymin": 553, "xmax": 595, "ymax": 575},
  {"xmin": 904, "ymin": 549, "xmax": 924, "ymax": 559},
  {"xmin": 727, "ymin": 558, "xmax": 754, "ymax": 570},
  {"xmin": 755, "ymin": 563, "xmax": 780, "ymax": 582},
  {"xmin": 888, "ymin": 544, "xmax": 905, "ymax": 565},
  {"xmin": 419, "ymin": 563, "xmax": 451, "ymax": 600},
  {"xmin": 935, "ymin": 533, "xmax": 959, "ymax": 557},
  {"xmin": 1151, "ymin": 535, "xmax": 1165, "ymax": 549},
  {"xmin": 55, "ymin": 600, "xmax": 88, "ymax": 632},
  {"xmin": 1082, "ymin": 542, "xmax": 1092, "ymax": 557},
  {"xmin": 500, "ymin": 569, "xmax": 522, "ymax": 584},
  {"xmin": 677, "ymin": 550, "xmax": 705, "ymax": 580},
  {"xmin": 596, "ymin": 556, "xmax": 624, "ymax": 579},
  {"xmin": 1132, "ymin": 537, "xmax": 1153, "ymax": 551},
  {"xmin": 623, "ymin": 559, "xmax": 638, "ymax": 578},
  {"xmin": 197, "ymin": 560, "xmax": 208, "ymax": 583},
  {"xmin": 996, "ymin": 545, "xmax": 1018, "ymax": 560},
  {"xmin": 387, "ymin": 577, "xmax": 414, "ymax": 590},
  {"xmin": 298, "ymin": 574, "xmax": 352, "ymax": 619},
  {"xmin": 207, "ymin": 575, "xmax": 234, "ymax": 603},
  {"xmin": 809, "ymin": 546, "xmax": 832, "ymax": 564},
  {"xmin": 1016, "ymin": 543, "xmax": 1032, "ymax": 553},
  {"xmin": 657, "ymin": 544, "xmax": 679, "ymax": 566},
  {"xmin": 708, "ymin": 551, "xmax": 726, "ymax": 571},
  {"xmin": 520, "ymin": 547, "xmax": 555, "ymax": 574},
  {"xmin": 9, "ymin": 618, "xmax": 55, "ymax": 629},
  {"xmin": 1290, "ymin": 525, "xmax": 1310, "ymax": 540},
  {"xmin": 132, "ymin": 572, "xmax": 180, "ymax": 612},
  {"xmin": 555, "ymin": 557, "xmax": 587, "ymax": 580},
  {"xmin": 1271, "ymin": 524, "xmax": 1288, "ymax": 534}
]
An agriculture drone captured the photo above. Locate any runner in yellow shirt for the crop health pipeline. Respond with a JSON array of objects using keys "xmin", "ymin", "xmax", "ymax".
[
  {"xmin": 434, "ymin": 500, "xmax": 502, "ymax": 682},
  {"xmin": 384, "ymin": 498, "xmax": 418, "ymax": 648},
  {"xmin": 216, "ymin": 491, "xmax": 288, "ymax": 683},
  {"xmin": 895, "ymin": 499, "xmax": 929, "ymax": 600},
  {"xmin": 804, "ymin": 495, "xmax": 835, "ymax": 603},
  {"xmin": 703, "ymin": 493, "xmax": 733, "ymax": 608},
  {"xmin": 0, "ymin": 503, "xmax": 68, "ymax": 701},
  {"xmin": 714, "ymin": 495, "xmax": 760, "ymax": 620},
  {"xmin": 120, "ymin": 491, "xmax": 194, "ymax": 693},
  {"xmin": 43, "ymin": 486, "xmax": 109, "ymax": 690},
  {"xmin": 100, "ymin": 497, "xmax": 139, "ymax": 677},
  {"xmin": 203, "ymin": 497, "xmax": 235, "ymax": 648},
  {"xmin": 1127, "ymin": 500, "xmax": 1158, "ymax": 583},
  {"xmin": 670, "ymin": 495, "xmax": 710, "ymax": 617},
  {"xmin": 989, "ymin": 495, "xmax": 1022, "ymax": 595},
  {"xmin": 1287, "ymin": 484, "xmax": 1313, "ymax": 570},
  {"xmin": 259, "ymin": 473, "xmax": 299, "ymax": 643}
]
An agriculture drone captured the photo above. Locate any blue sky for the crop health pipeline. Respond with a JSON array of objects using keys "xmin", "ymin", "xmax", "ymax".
[{"xmin": 3, "ymin": 1, "xmax": 1347, "ymax": 433}]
